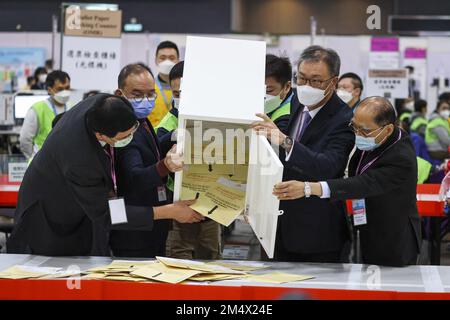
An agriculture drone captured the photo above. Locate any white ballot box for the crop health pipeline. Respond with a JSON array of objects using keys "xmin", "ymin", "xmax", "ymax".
[{"xmin": 173, "ymin": 36, "xmax": 284, "ymax": 258}]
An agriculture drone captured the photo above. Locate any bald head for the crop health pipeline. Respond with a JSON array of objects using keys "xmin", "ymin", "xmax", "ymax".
[{"xmin": 357, "ymin": 96, "xmax": 397, "ymax": 127}]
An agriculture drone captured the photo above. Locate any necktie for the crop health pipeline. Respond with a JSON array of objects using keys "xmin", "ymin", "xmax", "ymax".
[{"xmin": 295, "ymin": 109, "xmax": 312, "ymax": 141}]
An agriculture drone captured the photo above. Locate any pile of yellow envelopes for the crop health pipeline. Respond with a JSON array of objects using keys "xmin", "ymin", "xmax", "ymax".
[{"xmin": 0, "ymin": 257, "xmax": 314, "ymax": 285}]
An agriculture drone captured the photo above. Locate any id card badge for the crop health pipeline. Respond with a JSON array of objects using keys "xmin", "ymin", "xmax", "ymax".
[
  {"xmin": 157, "ymin": 186, "xmax": 167, "ymax": 202},
  {"xmin": 108, "ymin": 197, "xmax": 128, "ymax": 225},
  {"xmin": 352, "ymin": 199, "xmax": 367, "ymax": 226}
]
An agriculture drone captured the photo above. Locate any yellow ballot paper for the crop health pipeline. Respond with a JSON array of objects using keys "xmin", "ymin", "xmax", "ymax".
[
  {"xmin": 189, "ymin": 274, "xmax": 246, "ymax": 282},
  {"xmin": 156, "ymin": 256, "xmax": 245, "ymax": 275},
  {"xmin": 184, "ymin": 164, "xmax": 235, "ymax": 176},
  {"xmin": 189, "ymin": 177, "xmax": 246, "ymax": 226},
  {"xmin": 245, "ymin": 272, "xmax": 314, "ymax": 284},
  {"xmin": 207, "ymin": 261, "xmax": 268, "ymax": 272},
  {"xmin": 180, "ymin": 172, "xmax": 221, "ymax": 200},
  {"xmin": 130, "ymin": 262, "xmax": 201, "ymax": 284},
  {"xmin": 0, "ymin": 265, "xmax": 63, "ymax": 279}
]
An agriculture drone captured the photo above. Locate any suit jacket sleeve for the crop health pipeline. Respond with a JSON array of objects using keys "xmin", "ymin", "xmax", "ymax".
[
  {"xmin": 274, "ymin": 115, "xmax": 290, "ymax": 135},
  {"xmin": 64, "ymin": 164, "xmax": 155, "ymax": 231},
  {"xmin": 326, "ymin": 150, "xmax": 415, "ymax": 201},
  {"xmin": 157, "ymin": 129, "xmax": 176, "ymax": 156},
  {"xmin": 117, "ymin": 143, "xmax": 166, "ymax": 191},
  {"xmin": 284, "ymin": 118, "xmax": 354, "ymax": 181}
]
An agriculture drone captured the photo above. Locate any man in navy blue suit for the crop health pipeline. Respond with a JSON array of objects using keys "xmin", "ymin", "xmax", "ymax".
[
  {"xmin": 110, "ymin": 64, "xmax": 204, "ymax": 257},
  {"xmin": 252, "ymin": 46, "xmax": 355, "ymax": 263}
]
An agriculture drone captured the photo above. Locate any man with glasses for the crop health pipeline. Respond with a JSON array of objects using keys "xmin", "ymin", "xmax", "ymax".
[
  {"xmin": 273, "ymin": 97, "xmax": 421, "ymax": 267},
  {"xmin": 111, "ymin": 63, "xmax": 204, "ymax": 258},
  {"xmin": 252, "ymin": 45, "xmax": 354, "ymax": 263},
  {"xmin": 9, "ymin": 93, "xmax": 201, "ymax": 256}
]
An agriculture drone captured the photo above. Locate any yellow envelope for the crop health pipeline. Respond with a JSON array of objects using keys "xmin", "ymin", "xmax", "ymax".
[
  {"xmin": 156, "ymin": 256, "xmax": 245, "ymax": 275},
  {"xmin": 189, "ymin": 274, "xmax": 246, "ymax": 282},
  {"xmin": 189, "ymin": 177, "xmax": 246, "ymax": 226},
  {"xmin": 207, "ymin": 261, "xmax": 268, "ymax": 272},
  {"xmin": 0, "ymin": 265, "xmax": 62, "ymax": 279},
  {"xmin": 130, "ymin": 263, "xmax": 201, "ymax": 284},
  {"xmin": 180, "ymin": 172, "xmax": 221, "ymax": 200}
]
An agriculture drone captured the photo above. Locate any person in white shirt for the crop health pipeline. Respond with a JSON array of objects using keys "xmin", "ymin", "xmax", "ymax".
[{"xmin": 20, "ymin": 70, "xmax": 71, "ymax": 159}]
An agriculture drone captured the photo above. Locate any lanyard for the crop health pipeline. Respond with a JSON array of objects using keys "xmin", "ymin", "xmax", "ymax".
[
  {"xmin": 356, "ymin": 130, "xmax": 402, "ymax": 175},
  {"xmin": 142, "ymin": 120, "xmax": 161, "ymax": 161},
  {"xmin": 48, "ymin": 98, "xmax": 66, "ymax": 116},
  {"xmin": 155, "ymin": 77, "xmax": 171, "ymax": 110},
  {"xmin": 104, "ymin": 146, "xmax": 117, "ymax": 195}
]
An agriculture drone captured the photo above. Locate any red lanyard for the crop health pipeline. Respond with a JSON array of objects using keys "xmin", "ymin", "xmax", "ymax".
[
  {"xmin": 356, "ymin": 130, "xmax": 402, "ymax": 176},
  {"xmin": 104, "ymin": 146, "xmax": 117, "ymax": 195}
]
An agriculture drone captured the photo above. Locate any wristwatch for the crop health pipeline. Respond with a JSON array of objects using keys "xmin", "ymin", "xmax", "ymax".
[
  {"xmin": 281, "ymin": 136, "xmax": 293, "ymax": 151},
  {"xmin": 304, "ymin": 182, "xmax": 312, "ymax": 198}
]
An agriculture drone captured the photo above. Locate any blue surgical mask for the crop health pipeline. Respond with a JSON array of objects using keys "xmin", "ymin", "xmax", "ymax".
[
  {"xmin": 355, "ymin": 127, "xmax": 385, "ymax": 151},
  {"xmin": 355, "ymin": 135, "xmax": 379, "ymax": 151},
  {"xmin": 129, "ymin": 98, "xmax": 155, "ymax": 119}
]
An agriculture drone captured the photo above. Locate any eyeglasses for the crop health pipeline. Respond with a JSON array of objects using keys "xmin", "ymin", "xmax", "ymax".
[
  {"xmin": 296, "ymin": 76, "xmax": 334, "ymax": 89},
  {"xmin": 348, "ymin": 121, "xmax": 385, "ymax": 137},
  {"xmin": 127, "ymin": 93, "xmax": 158, "ymax": 104}
]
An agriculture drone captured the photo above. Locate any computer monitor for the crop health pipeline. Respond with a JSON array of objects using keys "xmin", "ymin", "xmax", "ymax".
[{"xmin": 14, "ymin": 94, "xmax": 49, "ymax": 119}]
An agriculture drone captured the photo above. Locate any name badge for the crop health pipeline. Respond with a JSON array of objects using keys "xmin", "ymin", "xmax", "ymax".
[
  {"xmin": 108, "ymin": 198, "xmax": 128, "ymax": 225},
  {"xmin": 157, "ymin": 186, "xmax": 167, "ymax": 202},
  {"xmin": 352, "ymin": 199, "xmax": 367, "ymax": 226}
]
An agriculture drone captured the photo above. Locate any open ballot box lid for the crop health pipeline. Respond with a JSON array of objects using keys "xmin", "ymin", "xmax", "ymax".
[{"xmin": 173, "ymin": 36, "xmax": 283, "ymax": 258}]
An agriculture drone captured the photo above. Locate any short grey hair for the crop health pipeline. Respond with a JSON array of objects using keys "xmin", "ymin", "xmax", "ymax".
[
  {"xmin": 359, "ymin": 96, "xmax": 397, "ymax": 126},
  {"xmin": 298, "ymin": 45, "xmax": 341, "ymax": 77}
]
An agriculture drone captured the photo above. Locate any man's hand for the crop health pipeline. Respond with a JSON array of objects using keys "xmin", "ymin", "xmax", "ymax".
[
  {"xmin": 164, "ymin": 144, "xmax": 184, "ymax": 172},
  {"xmin": 251, "ymin": 113, "xmax": 286, "ymax": 145},
  {"xmin": 171, "ymin": 200, "xmax": 205, "ymax": 223},
  {"xmin": 273, "ymin": 181, "xmax": 305, "ymax": 200}
]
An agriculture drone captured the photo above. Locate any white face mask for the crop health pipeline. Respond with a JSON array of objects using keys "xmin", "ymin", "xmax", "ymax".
[
  {"xmin": 99, "ymin": 140, "xmax": 107, "ymax": 147},
  {"xmin": 53, "ymin": 90, "xmax": 71, "ymax": 105},
  {"xmin": 336, "ymin": 89, "xmax": 353, "ymax": 104},
  {"xmin": 404, "ymin": 101, "xmax": 414, "ymax": 111},
  {"xmin": 264, "ymin": 94, "xmax": 283, "ymax": 114},
  {"xmin": 38, "ymin": 74, "xmax": 47, "ymax": 84},
  {"xmin": 157, "ymin": 59, "xmax": 176, "ymax": 75},
  {"xmin": 114, "ymin": 133, "xmax": 134, "ymax": 148},
  {"xmin": 173, "ymin": 97, "xmax": 180, "ymax": 109},
  {"xmin": 296, "ymin": 84, "xmax": 329, "ymax": 107},
  {"xmin": 440, "ymin": 110, "xmax": 450, "ymax": 119}
]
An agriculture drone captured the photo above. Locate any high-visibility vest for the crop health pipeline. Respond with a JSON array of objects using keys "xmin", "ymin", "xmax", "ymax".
[
  {"xmin": 148, "ymin": 77, "xmax": 173, "ymax": 127},
  {"xmin": 156, "ymin": 110, "xmax": 178, "ymax": 134},
  {"xmin": 411, "ymin": 116, "xmax": 428, "ymax": 132},
  {"xmin": 416, "ymin": 156, "xmax": 432, "ymax": 184},
  {"xmin": 270, "ymin": 101, "xmax": 290, "ymax": 122},
  {"xmin": 155, "ymin": 110, "xmax": 178, "ymax": 192},
  {"xmin": 32, "ymin": 100, "xmax": 56, "ymax": 151},
  {"xmin": 425, "ymin": 116, "xmax": 450, "ymax": 145}
]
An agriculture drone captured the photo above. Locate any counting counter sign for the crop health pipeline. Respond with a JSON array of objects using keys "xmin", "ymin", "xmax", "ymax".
[{"xmin": 8, "ymin": 162, "xmax": 27, "ymax": 183}]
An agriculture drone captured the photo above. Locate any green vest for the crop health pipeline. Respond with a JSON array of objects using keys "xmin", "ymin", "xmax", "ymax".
[
  {"xmin": 270, "ymin": 102, "xmax": 290, "ymax": 122},
  {"xmin": 156, "ymin": 111, "xmax": 178, "ymax": 192},
  {"xmin": 410, "ymin": 116, "xmax": 428, "ymax": 132},
  {"xmin": 32, "ymin": 100, "xmax": 56, "ymax": 151},
  {"xmin": 156, "ymin": 111, "xmax": 178, "ymax": 133},
  {"xmin": 425, "ymin": 116, "xmax": 450, "ymax": 145},
  {"xmin": 399, "ymin": 112, "xmax": 411, "ymax": 122},
  {"xmin": 416, "ymin": 156, "xmax": 432, "ymax": 184}
]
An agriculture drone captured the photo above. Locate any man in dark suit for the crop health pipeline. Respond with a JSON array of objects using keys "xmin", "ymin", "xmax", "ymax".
[
  {"xmin": 110, "ymin": 63, "xmax": 204, "ymax": 257},
  {"xmin": 273, "ymin": 97, "xmax": 422, "ymax": 267},
  {"xmin": 252, "ymin": 46, "xmax": 355, "ymax": 263},
  {"xmin": 7, "ymin": 93, "xmax": 201, "ymax": 256}
]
